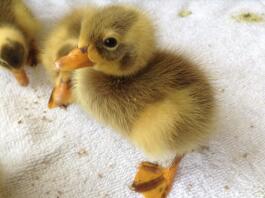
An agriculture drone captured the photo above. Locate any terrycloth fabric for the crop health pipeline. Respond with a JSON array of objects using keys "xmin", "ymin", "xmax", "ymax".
[{"xmin": 0, "ymin": 0, "xmax": 265, "ymax": 197}]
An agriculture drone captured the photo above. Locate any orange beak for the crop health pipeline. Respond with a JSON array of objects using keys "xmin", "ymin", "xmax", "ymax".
[
  {"xmin": 55, "ymin": 48, "xmax": 94, "ymax": 72},
  {"xmin": 11, "ymin": 68, "xmax": 29, "ymax": 87}
]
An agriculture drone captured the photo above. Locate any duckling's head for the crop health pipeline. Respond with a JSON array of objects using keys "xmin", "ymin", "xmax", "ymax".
[
  {"xmin": 60, "ymin": 5, "xmax": 155, "ymax": 76},
  {"xmin": 0, "ymin": 25, "xmax": 27, "ymax": 70}
]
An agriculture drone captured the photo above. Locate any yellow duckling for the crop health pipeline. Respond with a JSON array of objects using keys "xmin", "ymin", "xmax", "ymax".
[
  {"xmin": 41, "ymin": 7, "xmax": 95, "ymax": 108},
  {"xmin": 0, "ymin": 0, "xmax": 40, "ymax": 86},
  {"xmin": 57, "ymin": 5, "xmax": 215, "ymax": 198}
]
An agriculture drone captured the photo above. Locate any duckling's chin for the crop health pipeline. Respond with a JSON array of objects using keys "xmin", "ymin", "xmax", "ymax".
[{"xmin": 93, "ymin": 61, "xmax": 147, "ymax": 77}]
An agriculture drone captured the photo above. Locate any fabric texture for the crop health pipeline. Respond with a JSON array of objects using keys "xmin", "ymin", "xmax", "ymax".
[{"xmin": 0, "ymin": 0, "xmax": 265, "ymax": 197}]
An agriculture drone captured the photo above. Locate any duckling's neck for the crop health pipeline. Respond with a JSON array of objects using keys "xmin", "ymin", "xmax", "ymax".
[
  {"xmin": 94, "ymin": 53, "xmax": 154, "ymax": 78},
  {"xmin": 92, "ymin": 64, "xmax": 149, "ymax": 82}
]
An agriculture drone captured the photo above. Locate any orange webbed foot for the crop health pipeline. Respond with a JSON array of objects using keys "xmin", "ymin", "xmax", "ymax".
[{"xmin": 131, "ymin": 156, "xmax": 182, "ymax": 198}]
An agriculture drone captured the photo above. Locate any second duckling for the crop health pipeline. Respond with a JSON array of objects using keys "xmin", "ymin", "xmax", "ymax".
[
  {"xmin": 0, "ymin": 0, "xmax": 40, "ymax": 86},
  {"xmin": 41, "ymin": 7, "xmax": 95, "ymax": 108}
]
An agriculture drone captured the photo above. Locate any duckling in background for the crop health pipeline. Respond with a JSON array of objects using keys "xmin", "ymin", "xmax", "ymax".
[
  {"xmin": 57, "ymin": 5, "xmax": 215, "ymax": 198},
  {"xmin": 41, "ymin": 7, "xmax": 95, "ymax": 108},
  {"xmin": 0, "ymin": 0, "xmax": 40, "ymax": 86}
]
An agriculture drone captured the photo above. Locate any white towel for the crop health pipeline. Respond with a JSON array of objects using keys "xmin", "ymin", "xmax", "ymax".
[{"xmin": 0, "ymin": 0, "xmax": 265, "ymax": 197}]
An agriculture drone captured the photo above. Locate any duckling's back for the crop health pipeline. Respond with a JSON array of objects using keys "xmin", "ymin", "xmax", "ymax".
[
  {"xmin": 0, "ymin": 0, "xmax": 40, "ymax": 38},
  {"xmin": 0, "ymin": 0, "xmax": 15, "ymax": 23},
  {"xmin": 0, "ymin": 0, "xmax": 29, "ymax": 27}
]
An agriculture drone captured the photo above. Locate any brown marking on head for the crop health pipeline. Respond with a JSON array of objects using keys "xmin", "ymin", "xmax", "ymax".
[
  {"xmin": 84, "ymin": 6, "xmax": 138, "ymax": 65},
  {"xmin": 87, "ymin": 6, "xmax": 138, "ymax": 40},
  {"xmin": 0, "ymin": 39, "xmax": 25, "ymax": 69}
]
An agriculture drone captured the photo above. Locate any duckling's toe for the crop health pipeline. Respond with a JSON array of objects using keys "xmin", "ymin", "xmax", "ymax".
[{"xmin": 131, "ymin": 157, "xmax": 182, "ymax": 198}]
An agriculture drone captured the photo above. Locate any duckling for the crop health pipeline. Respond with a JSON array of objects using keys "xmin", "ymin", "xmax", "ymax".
[
  {"xmin": 0, "ymin": 0, "xmax": 40, "ymax": 86},
  {"xmin": 41, "ymin": 7, "xmax": 95, "ymax": 108},
  {"xmin": 57, "ymin": 5, "xmax": 215, "ymax": 198}
]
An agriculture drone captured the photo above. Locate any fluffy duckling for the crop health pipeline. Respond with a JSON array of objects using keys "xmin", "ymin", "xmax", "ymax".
[
  {"xmin": 57, "ymin": 5, "xmax": 215, "ymax": 198},
  {"xmin": 0, "ymin": 0, "xmax": 40, "ymax": 86},
  {"xmin": 41, "ymin": 7, "xmax": 95, "ymax": 108}
]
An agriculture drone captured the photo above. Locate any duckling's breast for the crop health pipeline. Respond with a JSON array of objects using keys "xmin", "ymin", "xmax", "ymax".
[{"xmin": 130, "ymin": 86, "xmax": 215, "ymax": 158}]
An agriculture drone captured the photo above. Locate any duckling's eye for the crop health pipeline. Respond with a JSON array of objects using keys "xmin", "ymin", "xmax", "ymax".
[{"xmin": 103, "ymin": 37, "xmax": 118, "ymax": 48}]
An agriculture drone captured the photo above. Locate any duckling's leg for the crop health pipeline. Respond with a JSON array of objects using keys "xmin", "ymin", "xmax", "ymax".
[
  {"xmin": 131, "ymin": 156, "xmax": 182, "ymax": 198},
  {"xmin": 27, "ymin": 40, "xmax": 39, "ymax": 67},
  {"xmin": 48, "ymin": 71, "xmax": 73, "ymax": 109},
  {"xmin": 11, "ymin": 68, "xmax": 29, "ymax": 87}
]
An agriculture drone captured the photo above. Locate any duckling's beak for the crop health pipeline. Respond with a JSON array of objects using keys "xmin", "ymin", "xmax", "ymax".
[
  {"xmin": 55, "ymin": 48, "xmax": 94, "ymax": 72},
  {"xmin": 11, "ymin": 68, "xmax": 29, "ymax": 86}
]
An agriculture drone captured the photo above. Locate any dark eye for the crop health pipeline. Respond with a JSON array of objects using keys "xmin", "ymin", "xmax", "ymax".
[{"xmin": 103, "ymin": 37, "xmax": 118, "ymax": 48}]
